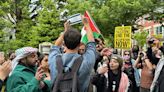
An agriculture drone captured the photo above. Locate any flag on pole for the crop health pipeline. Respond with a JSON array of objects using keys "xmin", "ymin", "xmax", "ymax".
[{"xmin": 81, "ymin": 11, "xmax": 102, "ymax": 44}]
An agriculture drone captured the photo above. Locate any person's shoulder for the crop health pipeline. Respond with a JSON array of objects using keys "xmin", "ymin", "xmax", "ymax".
[
  {"xmin": 49, "ymin": 46, "xmax": 61, "ymax": 53},
  {"xmin": 15, "ymin": 65, "xmax": 34, "ymax": 73},
  {"xmin": 15, "ymin": 64, "xmax": 26, "ymax": 70},
  {"xmin": 10, "ymin": 71, "xmax": 23, "ymax": 78},
  {"xmin": 159, "ymin": 58, "xmax": 164, "ymax": 63},
  {"xmin": 120, "ymin": 72, "xmax": 129, "ymax": 87},
  {"xmin": 7, "ymin": 72, "xmax": 23, "ymax": 84},
  {"xmin": 122, "ymin": 72, "xmax": 129, "ymax": 79},
  {"xmin": 51, "ymin": 45, "xmax": 60, "ymax": 49},
  {"xmin": 63, "ymin": 53, "xmax": 79, "ymax": 56},
  {"xmin": 12, "ymin": 65, "xmax": 35, "ymax": 77},
  {"xmin": 86, "ymin": 42, "xmax": 96, "ymax": 46}
]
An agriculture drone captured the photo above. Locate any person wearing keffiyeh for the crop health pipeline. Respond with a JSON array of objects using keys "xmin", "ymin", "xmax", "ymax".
[{"xmin": 6, "ymin": 47, "xmax": 51, "ymax": 92}]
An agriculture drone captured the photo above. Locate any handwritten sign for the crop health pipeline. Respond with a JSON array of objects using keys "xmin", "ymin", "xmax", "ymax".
[{"xmin": 114, "ymin": 26, "xmax": 131, "ymax": 49}]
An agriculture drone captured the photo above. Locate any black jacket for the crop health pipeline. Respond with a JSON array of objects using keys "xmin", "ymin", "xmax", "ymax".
[
  {"xmin": 91, "ymin": 74, "xmax": 107, "ymax": 92},
  {"xmin": 0, "ymin": 79, "xmax": 3, "ymax": 91}
]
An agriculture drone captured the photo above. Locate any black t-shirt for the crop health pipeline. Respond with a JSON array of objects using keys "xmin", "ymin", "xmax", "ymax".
[
  {"xmin": 107, "ymin": 70, "xmax": 121, "ymax": 92},
  {"xmin": 94, "ymin": 51, "xmax": 103, "ymax": 72}
]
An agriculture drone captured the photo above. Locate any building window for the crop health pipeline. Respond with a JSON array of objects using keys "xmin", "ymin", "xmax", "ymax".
[{"xmin": 155, "ymin": 26, "xmax": 162, "ymax": 34}]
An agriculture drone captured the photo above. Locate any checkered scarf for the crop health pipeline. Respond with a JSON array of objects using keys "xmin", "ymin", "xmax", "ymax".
[{"xmin": 10, "ymin": 47, "xmax": 38, "ymax": 76}]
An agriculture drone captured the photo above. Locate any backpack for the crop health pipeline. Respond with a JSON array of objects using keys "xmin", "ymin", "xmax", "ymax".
[{"xmin": 52, "ymin": 55, "xmax": 83, "ymax": 92}]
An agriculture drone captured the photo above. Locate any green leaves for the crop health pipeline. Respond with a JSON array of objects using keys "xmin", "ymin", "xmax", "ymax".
[
  {"xmin": 0, "ymin": 0, "xmax": 162, "ymax": 52},
  {"xmin": 133, "ymin": 31, "xmax": 148, "ymax": 47},
  {"xmin": 34, "ymin": 0, "xmax": 63, "ymax": 43},
  {"xmin": 0, "ymin": 0, "xmax": 63, "ymax": 52}
]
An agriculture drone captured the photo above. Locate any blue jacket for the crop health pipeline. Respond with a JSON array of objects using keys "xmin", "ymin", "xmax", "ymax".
[
  {"xmin": 48, "ymin": 42, "xmax": 96, "ymax": 92},
  {"xmin": 131, "ymin": 59, "xmax": 140, "ymax": 87}
]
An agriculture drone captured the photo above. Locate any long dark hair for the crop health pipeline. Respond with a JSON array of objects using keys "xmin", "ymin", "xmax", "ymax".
[{"xmin": 108, "ymin": 65, "xmax": 122, "ymax": 92}]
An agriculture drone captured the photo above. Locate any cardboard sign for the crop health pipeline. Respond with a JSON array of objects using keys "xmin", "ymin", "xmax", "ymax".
[
  {"xmin": 114, "ymin": 26, "xmax": 131, "ymax": 49},
  {"xmin": 39, "ymin": 42, "xmax": 52, "ymax": 54}
]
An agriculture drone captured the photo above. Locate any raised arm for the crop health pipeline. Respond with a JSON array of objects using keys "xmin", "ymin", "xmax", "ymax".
[
  {"xmin": 134, "ymin": 56, "xmax": 141, "ymax": 68},
  {"xmin": 82, "ymin": 16, "xmax": 94, "ymax": 42},
  {"xmin": 55, "ymin": 21, "xmax": 70, "ymax": 46}
]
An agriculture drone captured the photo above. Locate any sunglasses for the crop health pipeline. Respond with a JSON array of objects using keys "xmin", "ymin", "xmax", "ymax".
[{"xmin": 124, "ymin": 54, "xmax": 130, "ymax": 56}]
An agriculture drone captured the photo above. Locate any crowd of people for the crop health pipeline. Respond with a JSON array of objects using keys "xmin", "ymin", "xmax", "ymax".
[{"xmin": 0, "ymin": 16, "xmax": 164, "ymax": 92}]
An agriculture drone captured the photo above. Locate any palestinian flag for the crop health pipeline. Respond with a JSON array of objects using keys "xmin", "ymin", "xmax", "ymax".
[{"xmin": 81, "ymin": 11, "xmax": 102, "ymax": 44}]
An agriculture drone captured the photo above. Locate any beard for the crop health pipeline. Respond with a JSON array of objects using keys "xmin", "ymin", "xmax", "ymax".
[{"xmin": 25, "ymin": 60, "xmax": 37, "ymax": 68}]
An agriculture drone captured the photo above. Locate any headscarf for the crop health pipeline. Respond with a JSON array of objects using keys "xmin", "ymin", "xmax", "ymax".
[
  {"xmin": 110, "ymin": 54, "xmax": 123, "ymax": 69},
  {"xmin": 107, "ymin": 54, "xmax": 123, "ymax": 92},
  {"xmin": 10, "ymin": 47, "xmax": 38, "ymax": 76}
]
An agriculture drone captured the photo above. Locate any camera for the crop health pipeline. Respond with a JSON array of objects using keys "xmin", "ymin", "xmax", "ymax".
[{"xmin": 140, "ymin": 53, "xmax": 144, "ymax": 57}]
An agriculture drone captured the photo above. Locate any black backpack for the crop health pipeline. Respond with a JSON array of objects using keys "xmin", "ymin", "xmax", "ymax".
[{"xmin": 52, "ymin": 55, "xmax": 83, "ymax": 92}]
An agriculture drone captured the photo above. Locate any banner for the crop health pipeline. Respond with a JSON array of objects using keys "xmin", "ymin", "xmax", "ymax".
[{"xmin": 114, "ymin": 26, "xmax": 131, "ymax": 49}]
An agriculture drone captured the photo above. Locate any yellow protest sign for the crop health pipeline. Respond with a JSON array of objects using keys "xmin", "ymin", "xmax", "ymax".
[{"xmin": 114, "ymin": 26, "xmax": 131, "ymax": 49}]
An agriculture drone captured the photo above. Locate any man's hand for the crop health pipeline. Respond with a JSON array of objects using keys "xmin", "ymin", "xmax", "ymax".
[
  {"xmin": 101, "ymin": 48, "xmax": 112, "ymax": 56},
  {"xmin": 55, "ymin": 21, "xmax": 69, "ymax": 46},
  {"xmin": 82, "ymin": 16, "xmax": 89, "ymax": 26},
  {"xmin": 64, "ymin": 21, "xmax": 70, "ymax": 32},
  {"xmin": 97, "ymin": 66, "xmax": 108, "ymax": 74},
  {"xmin": 35, "ymin": 66, "xmax": 44, "ymax": 81},
  {"xmin": 0, "ymin": 53, "xmax": 5, "ymax": 65},
  {"xmin": 103, "ymin": 56, "xmax": 109, "ymax": 64},
  {"xmin": 81, "ymin": 15, "xmax": 94, "ymax": 42},
  {"xmin": 0, "ymin": 61, "xmax": 11, "ymax": 81}
]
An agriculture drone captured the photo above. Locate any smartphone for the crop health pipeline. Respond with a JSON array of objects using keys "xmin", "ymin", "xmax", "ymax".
[
  {"xmin": 67, "ymin": 13, "xmax": 82, "ymax": 25},
  {"xmin": 41, "ymin": 73, "xmax": 47, "ymax": 81}
]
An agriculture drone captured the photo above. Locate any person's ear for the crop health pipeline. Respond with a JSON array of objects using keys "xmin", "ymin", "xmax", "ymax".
[{"xmin": 63, "ymin": 42, "xmax": 66, "ymax": 46}]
